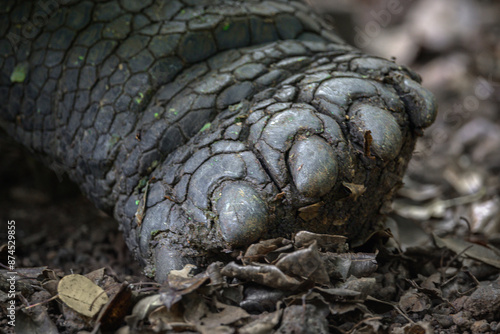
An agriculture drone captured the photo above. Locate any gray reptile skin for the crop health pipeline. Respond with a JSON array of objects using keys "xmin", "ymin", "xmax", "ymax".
[{"xmin": 0, "ymin": 0, "xmax": 437, "ymax": 282}]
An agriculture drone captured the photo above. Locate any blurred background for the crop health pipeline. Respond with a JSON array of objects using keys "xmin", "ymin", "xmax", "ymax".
[
  {"xmin": 312, "ymin": 0, "xmax": 500, "ymax": 246},
  {"xmin": 1, "ymin": 0, "xmax": 499, "ymax": 276}
]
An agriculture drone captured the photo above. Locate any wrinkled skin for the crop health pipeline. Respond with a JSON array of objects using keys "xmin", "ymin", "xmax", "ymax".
[{"xmin": 0, "ymin": 0, "xmax": 436, "ymax": 282}]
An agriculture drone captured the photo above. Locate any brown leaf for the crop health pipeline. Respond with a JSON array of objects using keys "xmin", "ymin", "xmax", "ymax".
[
  {"xmin": 321, "ymin": 253, "xmax": 378, "ymax": 280},
  {"xmin": 399, "ymin": 289, "xmax": 431, "ymax": 313},
  {"xmin": 160, "ymin": 272, "xmax": 210, "ymax": 309},
  {"xmin": 239, "ymin": 308, "xmax": 282, "ymax": 334},
  {"xmin": 342, "ymin": 182, "xmax": 366, "ymax": 201},
  {"xmin": 221, "ymin": 262, "xmax": 302, "ymax": 290},
  {"xmin": 148, "ymin": 303, "xmax": 191, "ymax": 332},
  {"xmin": 294, "ymin": 231, "xmax": 347, "ymax": 252},
  {"xmin": 298, "ymin": 201, "xmax": 324, "ymax": 221},
  {"xmin": 243, "ymin": 237, "xmax": 287, "ymax": 259},
  {"xmin": 433, "ymin": 233, "xmax": 500, "ymax": 268},
  {"xmin": 197, "ymin": 301, "xmax": 249, "ymax": 329},
  {"xmin": 275, "ymin": 242, "xmax": 330, "ymax": 285},
  {"xmin": 96, "ymin": 283, "xmax": 133, "ymax": 331}
]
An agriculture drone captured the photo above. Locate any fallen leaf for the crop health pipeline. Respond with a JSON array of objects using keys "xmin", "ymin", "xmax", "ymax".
[
  {"xmin": 294, "ymin": 231, "xmax": 347, "ymax": 252},
  {"xmin": 221, "ymin": 262, "xmax": 302, "ymax": 290},
  {"xmin": 169, "ymin": 264, "xmax": 197, "ymax": 279},
  {"xmin": 433, "ymin": 234, "xmax": 500, "ymax": 268},
  {"xmin": 160, "ymin": 272, "xmax": 210, "ymax": 309},
  {"xmin": 275, "ymin": 242, "xmax": 330, "ymax": 285},
  {"xmin": 95, "ymin": 283, "xmax": 133, "ymax": 331},
  {"xmin": 243, "ymin": 237, "xmax": 288, "ymax": 259},
  {"xmin": 298, "ymin": 201, "xmax": 324, "ymax": 221},
  {"xmin": 342, "ymin": 182, "xmax": 366, "ymax": 200},
  {"xmin": 57, "ymin": 274, "xmax": 109, "ymax": 318}
]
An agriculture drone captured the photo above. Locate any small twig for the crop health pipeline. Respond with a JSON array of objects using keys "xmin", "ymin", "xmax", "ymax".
[
  {"xmin": 24, "ymin": 294, "xmax": 59, "ymax": 310},
  {"xmin": 395, "ymin": 306, "xmax": 414, "ymax": 324},
  {"xmin": 346, "ymin": 316, "xmax": 383, "ymax": 334}
]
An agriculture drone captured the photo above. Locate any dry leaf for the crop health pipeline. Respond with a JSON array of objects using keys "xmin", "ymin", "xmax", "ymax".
[
  {"xmin": 298, "ymin": 201, "xmax": 324, "ymax": 221},
  {"xmin": 433, "ymin": 234, "xmax": 500, "ymax": 268},
  {"xmin": 221, "ymin": 262, "xmax": 302, "ymax": 290},
  {"xmin": 342, "ymin": 182, "xmax": 367, "ymax": 201},
  {"xmin": 96, "ymin": 283, "xmax": 133, "ymax": 331},
  {"xmin": 160, "ymin": 272, "xmax": 210, "ymax": 309},
  {"xmin": 169, "ymin": 264, "xmax": 197, "ymax": 279},
  {"xmin": 294, "ymin": 231, "xmax": 347, "ymax": 252},
  {"xmin": 57, "ymin": 274, "xmax": 109, "ymax": 318},
  {"xmin": 275, "ymin": 242, "xmax": 330, "ymax": 285}
]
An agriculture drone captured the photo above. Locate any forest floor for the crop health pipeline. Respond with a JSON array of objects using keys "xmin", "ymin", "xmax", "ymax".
[{"xmin": 1, "ymin": 0, "xmax": 499, "ymax": 333}]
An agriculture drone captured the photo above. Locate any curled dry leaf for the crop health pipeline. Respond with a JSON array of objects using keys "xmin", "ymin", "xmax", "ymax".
[
  {"xmin": 197, "ymin": 301, "xmax": 250, "ymax": 330},
  {"xmin": 160, "ymin": 271, "xmax": 210, "ymax": 309},
  {"xmin": 298, "ymin": 201, "xmax": 324, "ymax": 221},
  {"xmin": 321, "ymin": 252, "xmax": 378, "ymax": 280},
  {"xmin": 276, "ymin": 304, "xmax": 329, "ymax": 333},
  {"xmin": 342, "ymin": 182, "xmax": 367, "ymax": 200},
  {"xmin": 168, "ymin": 263, "xmax": 197, "ymax": 279},
  {"xmin": 294, "ymin": 230, "xmax": 347, "ymax": 252},
  {"xmin": 95, "ymin": 283, "xmax": 133, "ymax": 331},
  {"xmin": 275, "ymin": 242, "xmax": 330, "ymax": 285},
  {"xmin": 240, "ymin": 285, "xmax": 286, "ymax": 313},
  {"xmin": 238, "ymin": 308, "xmax": 282, "ymax": 334},
  {"xmin": 148, "ymin": 303, "xmax": 191, "ymax": 332},
  {"xmin": 221, "ymin": 262, "xmax": 302, "ymax": 290},
  {"xmin": 339, "ymin": 277, "xmax": 377, "ymax": 299},
  {"xmin": 399, "ymin": 289, "xmax": 432, "ymax": 313},
  {"xmin": 129, "ymin": 294, "xmax": 164, "ymax": 325},
  {"xmin": 243, "ymin": 237, "xmax": 289, "ymax": 259}
]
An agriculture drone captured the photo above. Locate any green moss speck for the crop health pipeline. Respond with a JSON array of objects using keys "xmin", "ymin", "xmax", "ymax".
[
  {"xmin": 10, "ymin": 63, "xmax": 28, "ymax": 83},
  {"xmin": 154, "ymin": 112, "xmax": 159, "ymax": 118},
  {"xmin": 135, "ymin": 200, "xmax": 140, "ymax": 205},
  {"xmin": 109, "ymin": 134, "xmax": 120, "ymax": 146},
  {"xmin": 138, "ymin": 177, "xmax": 148, "ymax": 189},
  {"xmin": 199, "ymin": 123, "xmax": 211, "ymax": 132},
  {"xmin": 135, "ymin": 92, "xmax": 144, "ymax": 104}
]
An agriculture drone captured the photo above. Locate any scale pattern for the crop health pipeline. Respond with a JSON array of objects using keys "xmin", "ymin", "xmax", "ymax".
[{"xmin": 0, "ymin": 0, "xmax": 437, "ymax": 282}]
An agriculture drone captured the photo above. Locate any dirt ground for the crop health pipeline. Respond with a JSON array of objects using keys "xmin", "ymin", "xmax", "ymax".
[{"xmin": 1, "ymin": 0, "xmax": 500, "ymax": 333}]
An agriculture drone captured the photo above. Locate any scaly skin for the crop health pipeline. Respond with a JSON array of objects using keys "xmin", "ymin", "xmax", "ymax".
[{"xmin": 0, "ymin": 0, "xmax": 437, "ymax": 282}]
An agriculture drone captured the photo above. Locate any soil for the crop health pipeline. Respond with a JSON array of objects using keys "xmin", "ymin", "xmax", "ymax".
[{"xmin": 1, "ymin": 0, "xmax": 500, "ymax": 333}]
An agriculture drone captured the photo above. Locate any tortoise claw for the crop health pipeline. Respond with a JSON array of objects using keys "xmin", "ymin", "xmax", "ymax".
[
  {"xmin": 153, "ymin": 238, "xmax": 195, "ymax": 283},
  {"xmin": 216, "ymin": 183, "xmax": 269, "ymax": 246},
  {"xmin": 288, "ymin": 135, "xmax": 338, "ymax": 198}
]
